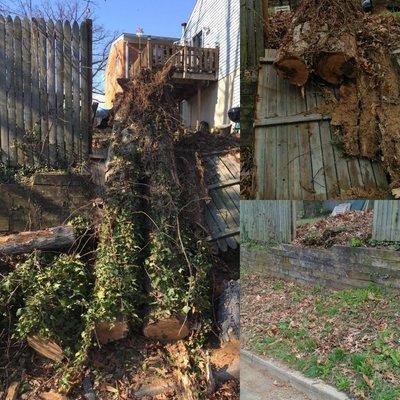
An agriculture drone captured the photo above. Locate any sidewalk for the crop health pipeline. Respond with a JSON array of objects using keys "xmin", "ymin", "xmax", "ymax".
[{"xmin": 241, "ymin": 356, "xmax": 311, "ymax": 400}]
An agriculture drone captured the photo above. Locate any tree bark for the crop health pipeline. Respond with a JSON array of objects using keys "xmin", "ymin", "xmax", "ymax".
[
  {"xmin": 0, "ymin": 226, "xmax": 75, "ymax": 255},
  {"xmin": 27, "ymin": 335, "xmax": 64, "ymax": 362},
  {"xmin": 217, "ymin": 280, "xmax": 240, "ymax": 346}
]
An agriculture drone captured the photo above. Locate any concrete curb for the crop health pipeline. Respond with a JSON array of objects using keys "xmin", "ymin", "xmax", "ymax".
[{"xmin": 241, "ymin": 350, "xmax": 351, "ymax": 400}]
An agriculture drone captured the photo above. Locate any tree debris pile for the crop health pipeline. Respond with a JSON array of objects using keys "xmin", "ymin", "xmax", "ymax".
[
  {"xmin": 293, "ymin": 210, "xmax": 373, "ymax": 248},
  {"xmin": 0, "ymin": 66, "xmax": 239, "ymax": 398},
  {"xmin": 273, "ymin": 0, "xmax": 400, "ymax": 187},
  {"xmin": 264, "ymin": 11, "xmax": 293, "ymax": 49}
]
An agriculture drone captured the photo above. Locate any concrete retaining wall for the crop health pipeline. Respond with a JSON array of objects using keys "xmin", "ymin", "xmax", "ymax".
[
  {"xmin": 0, "ymin": 173, "xmax": 94, "ymax": 233},
  {"xmin": 241, "ymin": 244, "xmax": 400, "ymax": 289}
]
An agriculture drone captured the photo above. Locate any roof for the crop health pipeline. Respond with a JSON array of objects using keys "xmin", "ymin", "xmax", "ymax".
[{"xmin": 116, "ymin": 33, "xmax": 180, "ymax": 44}]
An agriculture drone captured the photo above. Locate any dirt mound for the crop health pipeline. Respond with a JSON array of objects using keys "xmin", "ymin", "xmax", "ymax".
[
  {"xmin": 293, "ymin": 210, "xmax": 373, "ymax": 247},
  {"xmin": 273, "ymin": 0, "xmax": 400, "ymax": 187}
]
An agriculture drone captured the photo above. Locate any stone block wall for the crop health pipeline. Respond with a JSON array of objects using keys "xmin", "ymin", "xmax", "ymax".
[
  {"xmin": 0, "ymin": 173, "xmax": 94, "ymax": 233},
  {"xmin": 241, "ymin": 244, "xmax": 400, "ymax": 289}
]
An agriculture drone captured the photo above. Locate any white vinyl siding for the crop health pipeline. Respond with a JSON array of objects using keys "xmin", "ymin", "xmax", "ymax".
[{"xmin": 183, "ymin": 0, "xmax": 240, "ymax": 81}]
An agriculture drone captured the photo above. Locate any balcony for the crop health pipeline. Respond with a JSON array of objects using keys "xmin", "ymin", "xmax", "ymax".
[{"xmin": 131, "ymin": 40, "xmax": 219, "ymax": 82}]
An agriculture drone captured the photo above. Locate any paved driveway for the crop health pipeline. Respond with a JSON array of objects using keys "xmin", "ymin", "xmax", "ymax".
[{"xmin": 241, "ymin": 357, "xmax": 311, "ymax": 400}]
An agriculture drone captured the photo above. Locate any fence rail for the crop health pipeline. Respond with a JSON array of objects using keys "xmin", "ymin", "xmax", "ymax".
[
  {"xmin": 240, "ymin": 200, "xmax": 296, "ymax": 244},
  {"xmin": 132, "ymin": 41, "xmax": 219, "ymax": 79},
  {"xmin": 0, "ymin": 16, "xmax": 92, "ymax": 168},
  {"xmin": 373, "ymin": 201, "xmax": 400, "ymax": 242}
]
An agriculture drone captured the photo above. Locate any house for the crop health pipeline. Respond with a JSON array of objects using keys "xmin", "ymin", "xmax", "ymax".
[
  {"xmin": 104, "ymin": 0, "xmax": 239, "ymax": 131},
  {"xmin": 180, "ymin": 0, "xmax": 240, "ymax": 129},
  {"xmin": 104, "ymin": 34, "xmax": 179, "ymax": 108}
]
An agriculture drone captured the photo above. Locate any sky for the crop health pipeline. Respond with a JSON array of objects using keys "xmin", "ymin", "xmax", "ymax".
[
  {"xmin": 96, "ymin": 0, "xmax": 196, "ymax": 39},
  {"xmin": 93, "ymin": 0, "xmax": 196, "ymax": 103}
]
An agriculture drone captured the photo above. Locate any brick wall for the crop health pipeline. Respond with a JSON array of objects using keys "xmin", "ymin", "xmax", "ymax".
[
  {"xmin": 241, "ymin": 244, "xmax": 400, "ymax": 289},
  {"xmin": 0, "ymin": 173, "xmax": 94, "ymax": 233}
]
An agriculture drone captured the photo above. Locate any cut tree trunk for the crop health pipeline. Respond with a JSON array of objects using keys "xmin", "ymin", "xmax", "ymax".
[
  {"xmin": 275, "ymin": 24, "xmax": 357, "ymax": 86},
  {"xmin": 0, "ymin": 226, "xmax": 75, "ymax": 255},
  {"xmin": 274, "ymin": 22, "xmax": 312, "ymax": 86},
  {"xmin": 143, "ymin": 314, "xmax": 190, "ymax": 342},
  {"xmin": 27, "ymin": 335, "xmax": 64, "ymax": 362},
  {"xmin": 217, "ymin": 280, "xmax": 240, "ymax": 346},
  {"xmin": 315, "ymin": 33, "xmax": 357, "ymax": 85},
  {"xmin": 95, "ymin": 317, "xmax": 129, "ymax": 345}
]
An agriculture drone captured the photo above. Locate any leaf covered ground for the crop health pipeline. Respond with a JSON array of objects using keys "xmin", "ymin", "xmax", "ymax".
[{"xmin": 241, "ymin": 273, "xmax": 400, "ymax": 400}]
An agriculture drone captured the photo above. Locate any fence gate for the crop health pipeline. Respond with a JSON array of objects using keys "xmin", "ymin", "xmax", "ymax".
[
  {"xmin": 0, "ymin": 16, "xmax": 92, "ymax": 168},
  {"xmin": 241, "ymin": 200, "xmax": 296, "ymax": 244},
  {"xmin": 373, "ymin": 201, "xmax": 400, "ymax": 242}
]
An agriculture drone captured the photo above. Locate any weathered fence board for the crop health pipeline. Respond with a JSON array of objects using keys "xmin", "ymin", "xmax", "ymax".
[
  {"xmin": 241, "ymin": 0, "xmax": 265, "ymax": 146},
  {"xmin": 240, "ymin": 200, "xmax": 296, "ymax": 244},
  {"xmin": 373, "ymin": 201, "xmax": 400, "ymax": 242},
  {"xmin": 0, "ymin": 16, "xmax": 92, "ymax": 167},
  {"xmin": 254, "ymin": 50, "xmax": 389, "ymax": 199}
]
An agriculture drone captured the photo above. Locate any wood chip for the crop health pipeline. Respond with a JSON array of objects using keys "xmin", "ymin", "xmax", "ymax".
[
  {"xmin": 6, "ymin": 382, "xmax": 19, "ymax": 400},
  {"xmin": 40, "ymin": 392, "xmax": 69, "ymax": 400}
]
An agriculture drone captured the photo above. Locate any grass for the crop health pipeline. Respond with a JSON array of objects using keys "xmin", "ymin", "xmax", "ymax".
[{"xmin": 242, "ymin": 275, "xmax": 400, "ymax": 400}]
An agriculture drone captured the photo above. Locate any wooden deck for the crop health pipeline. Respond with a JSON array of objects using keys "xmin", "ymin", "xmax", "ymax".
[
  {"xmin": 132, "ymin": 40, "xmax": 219, "ymax": 82},
  {"xmin": 254, "ymin": 50, "xmax": 389, "ymax": 200},
  {"xmin": 203, "ymin": 149, "xmax": 240, "ymax": 252}
]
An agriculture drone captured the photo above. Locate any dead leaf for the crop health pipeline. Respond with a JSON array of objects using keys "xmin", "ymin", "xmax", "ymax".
[
  {"xmin": 392, "ymin": 188, "xmax": 400, "ymax": 198},
  {"xmin": 362, "ymin": 374, "xmax": 374, "ymax": 389},
  {"xmin": 106, "ymin": 386, "xmax": 119, "ymax": 394}
]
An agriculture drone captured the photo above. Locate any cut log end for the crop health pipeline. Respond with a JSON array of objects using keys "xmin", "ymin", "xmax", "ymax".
[
  {"xmin": 274, "ymin": 57, "xmax": 309, "ymax": 86},
  {"xmin": 95, "ymin": 318, "xmax": 129, "ymax": 345},
  {"xmin": 316, "ymin": 53, "xmax": 356, "ymax": 85},
  {"xmin": 27, "ymin": 335, "xmax": 64, "ymax": 362},
  {"xmin": 143, "ymin": 316, "xmax": 190, "ymax": 342}
]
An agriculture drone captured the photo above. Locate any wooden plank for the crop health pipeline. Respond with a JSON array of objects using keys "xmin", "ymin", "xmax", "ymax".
[
  {"xmin": 72, "ymin": 21, "xmax": 81, "ymax": 162},
  {"xmin": 331, "ymin": 142, "xmax": 352, "ymax": 194},
  {"xmin": 80, "ymin": 19, "xmax": 91, "ymax": 160},
  {"xmin": 298, "ymin": 122, "xmax": 316, "ymax": 199},
  {"xmin": 240, "ymin": 0, "xmax": 248, "ymax": 69},
  {"xmin": 47, "ymin": 20, "xmax": 57, "ymax": 167},
  {"xmin": 208, "ymin": 179, "xmax": 240, "ymax": 190},
  {"xmin": 205, "ymin": 205, "xmax": 228, "ymax": 252},
  {"xmin": 287, "ymin": 84, "xmax": 302, "ymax": 200},
  {"xmin": 254, "ymin": 113, "xmax": 331, "ymax": 127},
  {"xmin": 14, "ymin": 17, "xmax": 24, "ymax": 166},
  {"xmin": 38, "ymin": 19, "xmax": 48, "ymax": 165},
  {"xmin": 319, "ymin": 120, "xmax": 339, "ymax": 198},
  {"xmin": 55, "ymin": 20, "xmax": 65, "ymax": 164},
  {"xmin": 31, "ymin": 18, "xmax": 40, "ymax": 166},
  {"xmin": 275, "ymin": 77, "xmax": 289, "ymax": 199},
  {"xmin": 207, "ymin": 228, "xmax": 240, "ymax": 242},
  {"xmin": 306, "ymin": 88, "xmax": 326, "ymax": 199},
  {"xmin": 0, "ymin": 16, "xmax": 8, "ymax": 164},
  {"xmin": 63, "ymin": 21, "xmax": 73, "ymax": 165},
  {"xmin": 22, "ymin": 18, "xmax": 32, "ymax": 164},
  {"xmin": 6, "ymin": 16, "xmax": 16, "ymax": 166}
]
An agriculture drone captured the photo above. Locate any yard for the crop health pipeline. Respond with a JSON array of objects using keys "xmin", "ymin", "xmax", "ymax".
[{"xmin": 241, "ymin": 273, "xmax": 400, "ymax": 400}]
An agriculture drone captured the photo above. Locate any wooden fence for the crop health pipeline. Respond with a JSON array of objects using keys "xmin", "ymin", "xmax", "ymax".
[
  {"xmin": 241, "ymin": 0, "xmax": 265, "ymax": 146},
  {"xmin": 0, "ymin": 16, "xmax": 92, "ymax": 168},
  {"xmin": 373, "ymin": 201, "xmax": 400, "ymax": 242},
  {"xmin": 240, "ymin": 200, "xmax": 296, "ymax": 244}
]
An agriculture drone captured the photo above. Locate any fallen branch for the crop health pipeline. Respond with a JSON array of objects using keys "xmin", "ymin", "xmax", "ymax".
[{"xmin": 0, "ymin": 226, "xmax": 75, "ymax": 255}]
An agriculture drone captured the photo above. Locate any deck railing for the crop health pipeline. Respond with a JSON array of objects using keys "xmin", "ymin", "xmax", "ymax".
[{"xmin": 132, "ymin": 40, "xmax": 219, "ymax": 79}]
